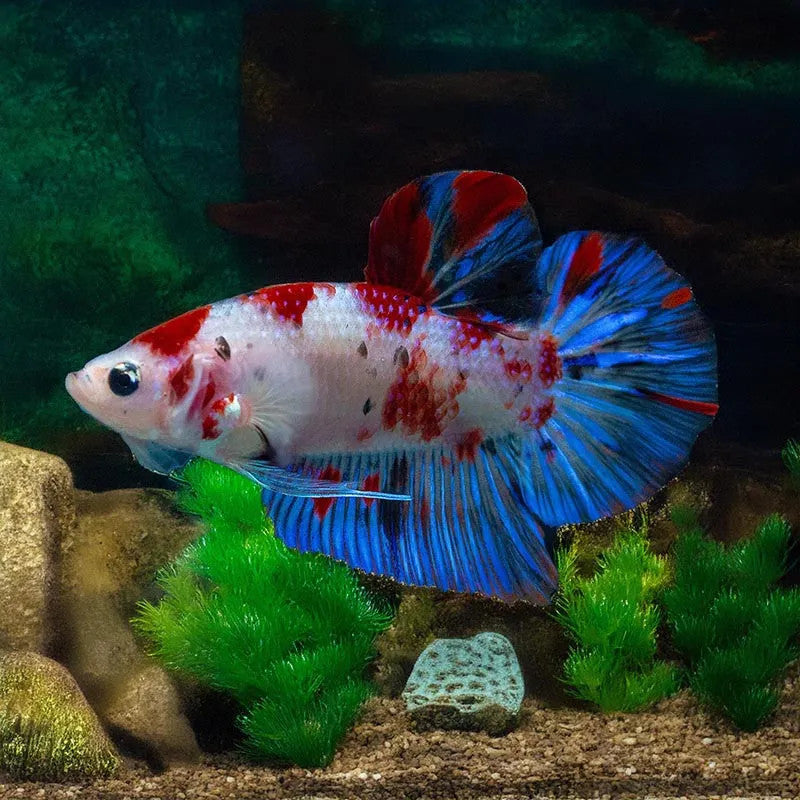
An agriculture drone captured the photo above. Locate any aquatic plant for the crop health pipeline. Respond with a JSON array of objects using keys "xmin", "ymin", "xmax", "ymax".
[
  {"xmin": 553, "ymin": 519, "xmax": 677, "ymax": 712},
  {"xmin": 0, "ymin": 652, "xmax": 119, "ymax": 781},
  {"xmin": 782, "ymin": 439, "xmax": 800, "ymax": 485},
  {"xmin": 663, "ymin": 508, "xmax": 800, "ymax": 731},
  {"xmin": 134, "ymin": 459, "xmax": 392, "ymax": 768}
]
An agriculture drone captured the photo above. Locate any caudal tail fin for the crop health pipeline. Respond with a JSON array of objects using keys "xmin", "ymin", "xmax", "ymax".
[{"xmin": 524, "ymin": 231, "xmax": 718, "ymax": 527}]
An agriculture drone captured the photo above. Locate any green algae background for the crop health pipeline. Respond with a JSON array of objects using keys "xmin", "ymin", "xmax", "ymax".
[
  {"xmin": 2, "ymin": 0, "xmax": 800, "ymax": 456},
  {"xmin": 0, "ymin": 1, "xmax": 248, "ymax": 450}
]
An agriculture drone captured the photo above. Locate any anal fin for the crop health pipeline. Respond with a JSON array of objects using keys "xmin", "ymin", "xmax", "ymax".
[{"xmin": 258, "ymin": 443, "xmax": 558, "ymax": 604}]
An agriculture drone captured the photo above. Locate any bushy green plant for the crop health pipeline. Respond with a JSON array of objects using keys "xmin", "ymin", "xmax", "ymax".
[
  {"xmin": 663, "ymin": 509, "xmax": 800, "ymax": 731},
  {"xmin": 134, "ymin": 459, "xmax": 392, "ymax": 767},
  {"xmin": 553, "ymin": 519, "xmax": 677, "ymax": 712}
]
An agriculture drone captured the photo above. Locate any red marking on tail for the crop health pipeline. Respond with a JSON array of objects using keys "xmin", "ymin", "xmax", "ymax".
[
  {"xmin": 452, "ymin": 172, "xmax": 527, "ymax": 254},
  {"xmin": 538, "ymin": 335, "xmax": 562, "ymax": 387},
  {"xmin": 560, "ymin": 232, "xmax": 604, "ymax": 304},
  {"xmin": 168, "ymin": 356, "xmax": 194, "ymax": 401},
  {"xmin": 534, "ymin": 398, "xmax": 555, "ymax": 427},
  {"xmin": 353, "ymin": 284, "xmax": 425, "ymax": 336},
  {"xmin": 313, "ymin": 465, "xmax": 343, "ymax": 520},
  {"xmin": 456, "ymin": 428, "xmax": 484, "ymax": 462},
  {"xmin": 134, "ymin": 306, "xmax": 210, "ymax": 357},
  {"xmin": 247, "ymin": 283, "xmax": 317, "ymax": 326},
  {"xmin": 661, "ymin": 287, "xmax": 693, "ymax": 309},
  {"xmin": 366, "ymin": 181, "xmax": 435, "ymax": 302},
  {"xmin": 640, "ymin": 388, "xmax": 719, "ymax": 416},
  {"xmin": 362, "ymin": 473, "xmax": 380, "ymax": 507}
]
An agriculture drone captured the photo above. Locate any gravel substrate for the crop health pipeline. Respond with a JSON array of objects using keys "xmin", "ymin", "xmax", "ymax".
[{"xmin": 2, "ymin": 666, "xmax": 799, "ymax": 800}]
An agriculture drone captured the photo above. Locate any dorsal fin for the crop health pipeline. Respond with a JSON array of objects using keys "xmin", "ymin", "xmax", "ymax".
[{"xmin": 365, "ymin": 171, "xmax": 543, "ymax": 324}]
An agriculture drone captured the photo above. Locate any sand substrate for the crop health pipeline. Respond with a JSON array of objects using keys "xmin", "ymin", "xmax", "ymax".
[{"xmin": 2, "ymin": 669, "xmax": 799, "ymax": 800}]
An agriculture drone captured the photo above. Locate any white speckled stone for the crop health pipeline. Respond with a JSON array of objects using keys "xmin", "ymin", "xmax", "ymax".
[{"xmin": 402, "ymin": 631, "xmax": 524, "ymax": 735}]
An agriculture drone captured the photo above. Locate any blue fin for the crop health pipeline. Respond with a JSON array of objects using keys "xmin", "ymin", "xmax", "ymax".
[
  {"xmin": 121, "ymin": 435, "xmax": 193, "ymax": 475},
  {"xmin": 259, "ymin": 445, "xmax": 558, "ymax": 604},
  {"xmin": 366, "ymin": 170, "xmax": 543, "ymax": 324},
  {"xmin": 525, "ymin": 231, "xmax": 718, "ymax": 526},
  {"xmin": 238, "ymin": 460, "xmax": 410, "ymax": 501}
]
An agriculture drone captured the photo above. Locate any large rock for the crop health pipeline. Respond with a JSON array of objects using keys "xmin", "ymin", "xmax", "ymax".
[
  {"xmin": 0, "ymin": 651, "xmax": 118, "ymax": 781},
  {"xmin": 62, "ymin": 487, "xmax": 202, "ymax": 765},
  {"xmin": 0, "ymin": 442, "xmax": 74, "ymax": 653},
  {"xmin": 402, "ymin": 632, "xmax": 524, "ymax": 735}
]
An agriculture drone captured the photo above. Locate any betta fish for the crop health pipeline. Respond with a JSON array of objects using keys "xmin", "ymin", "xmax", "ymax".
[{"xmin": 66, "ymin": 171, "xmax": 717, "ymax": 603}]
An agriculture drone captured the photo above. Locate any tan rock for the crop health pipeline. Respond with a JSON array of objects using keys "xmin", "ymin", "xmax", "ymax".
[
  {"xmin": 0, "ymin": 441, "xmax": 74, "ymax": 653},
  {"xmin": 103, "ymin": 664, "xmax": 200, "ymax": 767},
  {"xmin": 62, "ymin": 487, "xmax": 202, "ymax": 764}
]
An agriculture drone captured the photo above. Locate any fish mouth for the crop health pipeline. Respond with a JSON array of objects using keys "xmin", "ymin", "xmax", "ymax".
[{"xmin": 65, "ymin": 369, "xmax": 102, "ymax": 415}]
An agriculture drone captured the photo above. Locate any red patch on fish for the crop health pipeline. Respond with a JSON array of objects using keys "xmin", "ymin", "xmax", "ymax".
[
  {"xmin": 533, "ymin": 398, "xmax": 555, "ymax": 427},
  {"xmin": 452, "ymin": 171, "xmax": 527, "ymax": 254},
  {"xmin": 168, "ymin": 356, "xmax": 194, "ymax": 401},
  {"xmin": 353, "ymin": 284, "xmax": 425, "ymax": 336},
  {"xmin": 661, "ymin": 287, "xmax": 693, "ymax": 309},
  {"xmin": 202, "ymin": 378, "xmax": 216, "ymax": 408},
  {"xmin": 538, "ymin": 335, "xmax": 562, "ymax": 387},
  {"xmin": 248, "ymin": 282, "xmax": 317, "ymax": 326},
  {"xmin": 382, "ymin": 342, "xmax": 466, "ymax": 441},
  {"xmin": 450, "ymin": 316, "xmax": 495, "ymax": 352},
  {"xmin": 202, "ymin": 393, "xmax": 235, "ymax": 440},
  {"xmin": 134, "ymin": 305, "xmax": 210, "ymax": 357},
  {"xmin": 560, "ymin": 232, "xmax": 604, "ymax": 304},
  {"xmin": 362, "ymin": 472, "xmax": 380, "ymax": 507},
  {"xmin": 313, "ymin": 465, "xmax": 342, "ymax": 519},
  {"xmin": 356, "ymin": 427, "xmax": 373, "ymax": 442},
  {"xmin": 505, "ymin": 358, "xmax": 533, "ymax": 382},
  {"xmin": 456, "ymin": 428, "xmax": 484, "ymax": 462},
  {"xmin": 365, "ymin": 181, "xmax": 435, "ymax": 302}
]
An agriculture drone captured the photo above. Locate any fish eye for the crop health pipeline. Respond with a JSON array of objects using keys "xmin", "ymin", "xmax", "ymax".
[{"xmin": 108, "ymin": 362, "xmax": 141, "ymax": 397}]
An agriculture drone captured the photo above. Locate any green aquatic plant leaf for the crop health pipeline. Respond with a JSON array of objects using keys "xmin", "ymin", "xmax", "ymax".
[
  {"xmin": 134, "ymin": 458, "xmax": 392, "ymax": 766},
  {"xmin": 664, "ymin": 510, "xmax": 800, "ymax": 731},
  {"xmin": 553, "ymin": 522, "xmax": 676, "ymax": 712},
  {"xmin": 782, "ymin": 439, "xmax": 800, "ymax": 484}
]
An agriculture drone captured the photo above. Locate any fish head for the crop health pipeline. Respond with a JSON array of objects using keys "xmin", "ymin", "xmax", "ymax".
[{"xmin": 65, "ymin": 339, "xmax": 197, "ymax": 441}]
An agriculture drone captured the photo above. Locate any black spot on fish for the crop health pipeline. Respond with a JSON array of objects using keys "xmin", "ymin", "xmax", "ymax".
[
  {"xmin": 540, "ymin": 439, "xmax": 556, "ymax": 455},
  {"xmin": 378, "ymin": 454, "xmax": 409, "ymax": 567},
  {"xmin": 357, "ymin": 341, "xmax": 368, "ymax": 358},
  {"xmin": 253, "ymin": 367, "xmax": 266, "ymax": 382},
  {"xmin": 366, "ymin": 366, "xmax": 378, "ymax": 378},
  {"xmin": 362, "ymin": 397, "xmax": 373, "ymax": 415},
  {"xmin": 567, "ymin": 365, "xmax": 583, "ymax": 380},
  {"xmin": 393, "ymin": 346, "xmax": 409, "ymax": 368},
  {"xmin": 215, "ymin": 336, "xmax": 231, "ymax": 361},
  {"xmin": 482, "ymin": 438, "xmax": 497, "ymax": 455}
]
